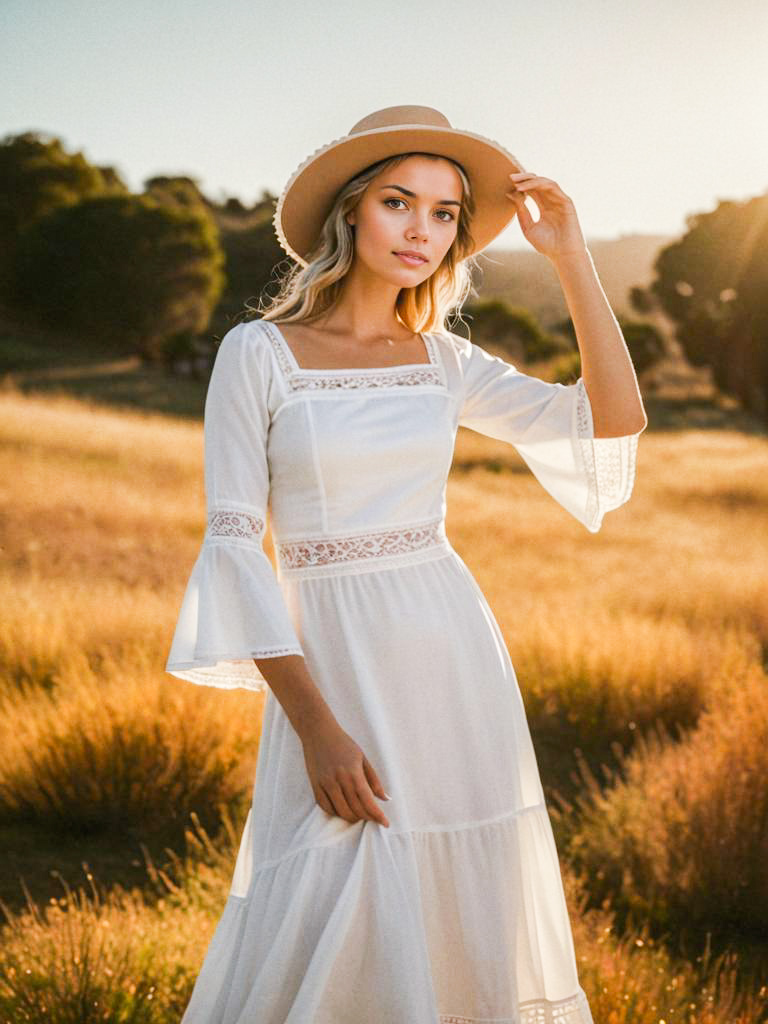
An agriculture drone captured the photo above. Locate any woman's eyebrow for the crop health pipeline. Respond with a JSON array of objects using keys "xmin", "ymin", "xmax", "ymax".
[{"xmin": 378, "ymin": 184, "xmax": 462, "ymax": 207}]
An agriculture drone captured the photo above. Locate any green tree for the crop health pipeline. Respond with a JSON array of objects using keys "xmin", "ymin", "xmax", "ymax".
[
  {"xmin": 549, "ymin": 317, "xmax": 665, "ymax": 384},
  {"xmin": 212, "ymin": 195, "xmax": 285, "ymax": 332},
  {"xmin": 464, "ymin": 298, "xmax": 566, "ymax": 363},
  {"xmin": 144, "ymin": 174, "xmax": 210, "ymax": 211},
  {"xmin": 13, "ymin": 193, "xmax": 225, "ymax": 362},
  {"xmin": 0, "ymin": 130, "xmax": 126, "ymax": 294},
  {"xmin": 635, "ymin": 192, "xmax": 768, "ymax": 423},
  {"xmin": 618, "ymin": 319, "xmax": 666, "ymax": 376}
]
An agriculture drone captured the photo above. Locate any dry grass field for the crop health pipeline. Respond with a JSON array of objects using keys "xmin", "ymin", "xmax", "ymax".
[{"xmin": 1, "ymin": 380, "xmax": 766, "ymax": 1022}]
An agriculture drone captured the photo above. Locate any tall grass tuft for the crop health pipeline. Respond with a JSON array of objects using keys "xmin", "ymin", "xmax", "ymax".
[
  {"xmin": 564, "ymin": 868, "xmax": 768, "ymax": 1023},
  {"xmin": 0, "ymin": 876, "xmax": 161, "ymax": 1023},
  {"xmin": 0, "ymin": 573, "xmax": 173, "ymax": 696},
  {"xmin": 0, "ymin": 646, "xmax": 261, "ymax": 836},
  {"xmin": 0, "ymin": 809, "xmax": 242, "ymax": 1022},
  {"xmin": 563, "ymin": 660, "xmax": 768, "ymax": 945},
  {"xmin": 514, "ymin": 611, "xmax": 758, "ymax": 777},
  {"xmin": 0, "ymin": 869, "xmax": 207, "ymax": 1022}
]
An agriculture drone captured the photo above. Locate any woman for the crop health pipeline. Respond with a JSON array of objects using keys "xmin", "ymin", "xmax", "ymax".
[{"xmin": 166, "ymin": 104, "xmax": 647, "ymax": 1023}]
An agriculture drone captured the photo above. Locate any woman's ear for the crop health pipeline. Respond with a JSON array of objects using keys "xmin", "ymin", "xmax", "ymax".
[{"xmin": 345, "ymin": 211, "xmax": 355, "ymax": 227}]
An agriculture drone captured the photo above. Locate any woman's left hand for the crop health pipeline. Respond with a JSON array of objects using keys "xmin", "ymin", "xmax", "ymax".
[{"xmin": 506, "ymin": 172, "xmax": 589, "ymax": 260}]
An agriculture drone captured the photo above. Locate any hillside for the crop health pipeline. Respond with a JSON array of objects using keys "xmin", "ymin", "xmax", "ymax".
[{"xmin": 469, "ymin": 233, "xmax": 673, "ymax": 329}]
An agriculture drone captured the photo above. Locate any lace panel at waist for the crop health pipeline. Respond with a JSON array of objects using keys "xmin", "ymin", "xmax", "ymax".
[{"xmin": 275, "ymin": 517, "xmax": 451, "ymax": 579}]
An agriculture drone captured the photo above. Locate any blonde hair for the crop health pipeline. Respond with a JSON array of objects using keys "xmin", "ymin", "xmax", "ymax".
[{"xmin": 248, "ymin": 152, "xmax": 480, "ymax": 334}]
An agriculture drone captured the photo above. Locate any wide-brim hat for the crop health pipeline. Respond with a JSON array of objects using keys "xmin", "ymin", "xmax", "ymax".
[{"xmin": 273, "ymin": 104, "xmax": 526, "ymax": 267}]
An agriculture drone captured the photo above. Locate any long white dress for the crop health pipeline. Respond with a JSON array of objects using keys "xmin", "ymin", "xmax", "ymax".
[{"xmin": 166, "ymin": 316, "xmax": 642, "ymax": 1024}]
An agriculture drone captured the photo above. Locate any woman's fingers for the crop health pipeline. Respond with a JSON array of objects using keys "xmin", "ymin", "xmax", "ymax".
[
  {"xmin": 315, "ymin": 785, "xmax": 335, "ymax": 817},
  {"xmin": 304, "ymin": 730, "xmax": 391, "ymax": 827},
  {"xmin": 341, "ymin": 771, "xmax": 390, "ymax": 828},
  {"xmin": 508, "ymin": 173, "xmax": 571, "ymax": 209},
  {"xmin": 326, "ymin": 779, "xmax": 357, "ymax": 823},
  {"xmin": 339, "ymin": 773, "xmax": 368, "ymax": 821},
  {"xmin": 510, "ymin": 172, "xmax": 553, "ymax": 186},
  {"xmin": 358, "ymin": 776, "xmax": 390, "ymax": 827},
  {"xmin": 507, "ymin": 189, "xmax": 535, "ymax": 231},
  {"xmin": 360, "ymin": 757, "xmax": 391, "ymax": 826},
  {"xmin": 362, "ymin": 756, "xmax": 390, "ymax": 802}
]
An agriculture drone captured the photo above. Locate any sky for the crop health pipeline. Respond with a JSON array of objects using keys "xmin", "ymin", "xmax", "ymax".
[{"xmin": 1, "ymin": 0, "xmax": 766, "ymax": 251}]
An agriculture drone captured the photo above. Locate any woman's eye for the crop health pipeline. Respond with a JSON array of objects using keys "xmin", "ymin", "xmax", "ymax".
[{"xmin": 383, "ymin": 198, "xmax": 455, "ymax": 222}]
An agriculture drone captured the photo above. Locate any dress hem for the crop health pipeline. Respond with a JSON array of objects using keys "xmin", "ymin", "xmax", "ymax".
[{"xmin": 439, "ymin": 985, "xmax": 593, "ymax": 1022}]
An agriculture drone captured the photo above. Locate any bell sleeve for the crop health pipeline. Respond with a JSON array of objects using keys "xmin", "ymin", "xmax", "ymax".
[
  {"xmin": 165, "ymin": 322, "xmax": 305, "ymax": 692},
  {"xmin": 456, "ymin": 336, "xmax": 645, "ymax": 533}
]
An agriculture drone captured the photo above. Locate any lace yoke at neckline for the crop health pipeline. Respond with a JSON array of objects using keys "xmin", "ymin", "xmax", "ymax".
[{"xmin": 259, "ymin": 320, "xmax": 444, "ymax": 391}]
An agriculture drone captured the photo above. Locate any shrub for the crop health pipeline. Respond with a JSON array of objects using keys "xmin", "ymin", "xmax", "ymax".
[
  {"xmin": 0, "ymin": 809, "xmax": 240, "ymax": 1022},
  {"xmin": 0, "ymin": 873, "xmax": 204, "ymax": 1022},
  {"xmin": 565, "ymin": 660, "xmax": 768, "ymax": 944},
  {"xmin": 564, "ymin": 868, "xmax": 767, "ymax": 1023},
  {"xmin": 0, "ymin": 647, "xmax": 260, "ymax": 836},
  {"xmin": 516, "ymin": 613, "xmax": 754, "ymax": 807}
]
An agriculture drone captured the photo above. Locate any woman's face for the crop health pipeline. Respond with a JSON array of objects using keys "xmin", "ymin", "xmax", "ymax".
[{"xmin": 345, "ymin": 155, "xmax": 463, "ymax": 285}]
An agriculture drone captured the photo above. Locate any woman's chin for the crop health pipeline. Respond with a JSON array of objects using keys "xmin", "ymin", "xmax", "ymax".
[{"xmin": 381, "ymin": 264, "xmax": 432, "ymax": 286}]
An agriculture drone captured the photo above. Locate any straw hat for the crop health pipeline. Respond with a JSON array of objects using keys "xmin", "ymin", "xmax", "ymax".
[{"xmin": 273, "ymin": 104, "xmax": 526, "ymax": 267}]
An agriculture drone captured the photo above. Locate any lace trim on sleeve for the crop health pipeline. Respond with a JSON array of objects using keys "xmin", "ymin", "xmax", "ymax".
[
  {"xmin": 207, "ymin": 508, "xmax": 266, "ymax": 545},
  {"xmin": 169, "ymin": 653, "xmax": 304, "ymax": 693},
  {"xmin": 575, "ymin": 377, "xmax": 639, "ymax": 532}
]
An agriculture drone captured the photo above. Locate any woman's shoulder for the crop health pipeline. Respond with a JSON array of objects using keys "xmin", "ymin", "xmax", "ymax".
[
  {"xmin": 430, "ymin": 328, "xmax": 474, "ymax": 364},
  {"xmin": 209, "ymin": 319, "xmax": 279, "ymax": 387},
  {"xmin": 216, "ymin": 318, "xmax": 277, "ymax": 357}
]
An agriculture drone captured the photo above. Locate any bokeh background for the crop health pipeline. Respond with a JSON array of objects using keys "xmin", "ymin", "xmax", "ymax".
[{"xmin": 1, "ymin": 1, "xmax": 767, "ymax": 1020}]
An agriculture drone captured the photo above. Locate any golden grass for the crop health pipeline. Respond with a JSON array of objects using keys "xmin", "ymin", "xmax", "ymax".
[
  {"xmin": 565, "ymin": 869, "xmax": 768, "ymax": 1024},
  {"xmin": 566, "ymin": 658, "xmax": 768, "ymax": 944},
  {"xmin": 0, "ymin": 872, "xmax": 203, "ymax": 1021},
  {"xmin": 1, "ymin": 384, "xmax": 767, "ymax": 1019},
  {"xmin": 447, "ymin": 426, "xmax": 768, "ymax": 800},
  {"xmin": 0, "ymin": 572, "xmax": 173, "ymax": 692},
  {"xmin": 0, "ymin": 809, "xmax": 245, "ymax": 1021},
  {"xmin": 1, "ymin": 813, "xmax": 764, "ymax": 1024},
  {"xmin": 0, "ymin": 388, "xmax": 203, "ymax": 588},
  {"xmin": 0, "ymin": 645, "xmax": 262, "ymax": 835},
  {"xmin": 448, "ymin": 428, "xmax": 768, "ymax": 641}
]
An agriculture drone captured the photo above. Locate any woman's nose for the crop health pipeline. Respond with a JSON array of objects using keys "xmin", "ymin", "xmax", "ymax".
[{"xmin": 407, "ymin": 218, "xmax": 429, "ymax": 242}]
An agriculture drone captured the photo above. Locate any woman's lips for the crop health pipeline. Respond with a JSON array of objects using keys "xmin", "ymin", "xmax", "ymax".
[{"xmin": 394, "ymin": 252, "xmax": 428, "ymax": 266}]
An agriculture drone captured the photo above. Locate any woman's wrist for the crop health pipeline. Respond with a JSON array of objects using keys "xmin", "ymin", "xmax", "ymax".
[
  {"xmin": 550, "ymin": 246, "xmax": 591, "ymax": 263},
  {"xmin": 253, "ymin": 654, "xmax": 339, "ymax": 741}
]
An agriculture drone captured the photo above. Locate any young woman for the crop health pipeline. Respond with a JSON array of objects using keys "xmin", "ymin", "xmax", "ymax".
[{"xmin": 166, "ymin": 104, "xmax": 647, "ymax": 1023}]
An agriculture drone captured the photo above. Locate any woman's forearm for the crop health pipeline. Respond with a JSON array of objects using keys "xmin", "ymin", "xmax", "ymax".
[
  {"xmin": 550, "ymin": 248, "xmax": 648, "ymax": 438},
  {"xmin": 253, "ymin": 654, "xmax": 338, "ymax": 741}
]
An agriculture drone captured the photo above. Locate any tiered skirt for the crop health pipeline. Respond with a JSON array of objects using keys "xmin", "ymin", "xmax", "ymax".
[{"xmin": 180, "ymin": 537, "xmax": 594, "ymax": 1024}]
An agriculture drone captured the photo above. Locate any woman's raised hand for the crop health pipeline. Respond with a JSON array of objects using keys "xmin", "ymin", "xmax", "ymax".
[
  {"xmin": 506, "ymin": 171, "xmax": 589, "ymax": 260},
  {"xmin": 301, "ymin": 719, "xmax": 391, "ymax": 828}
]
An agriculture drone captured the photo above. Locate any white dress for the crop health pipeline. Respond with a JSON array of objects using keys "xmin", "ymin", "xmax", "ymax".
[{"xmin": 166, "ymin": 317, "xmax": 642, "ymax": 1024}]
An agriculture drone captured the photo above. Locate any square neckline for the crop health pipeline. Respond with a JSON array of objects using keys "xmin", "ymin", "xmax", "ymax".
[{"xmin": 265, "ymin": 320, "xmax": 436, "ymax": 375}]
